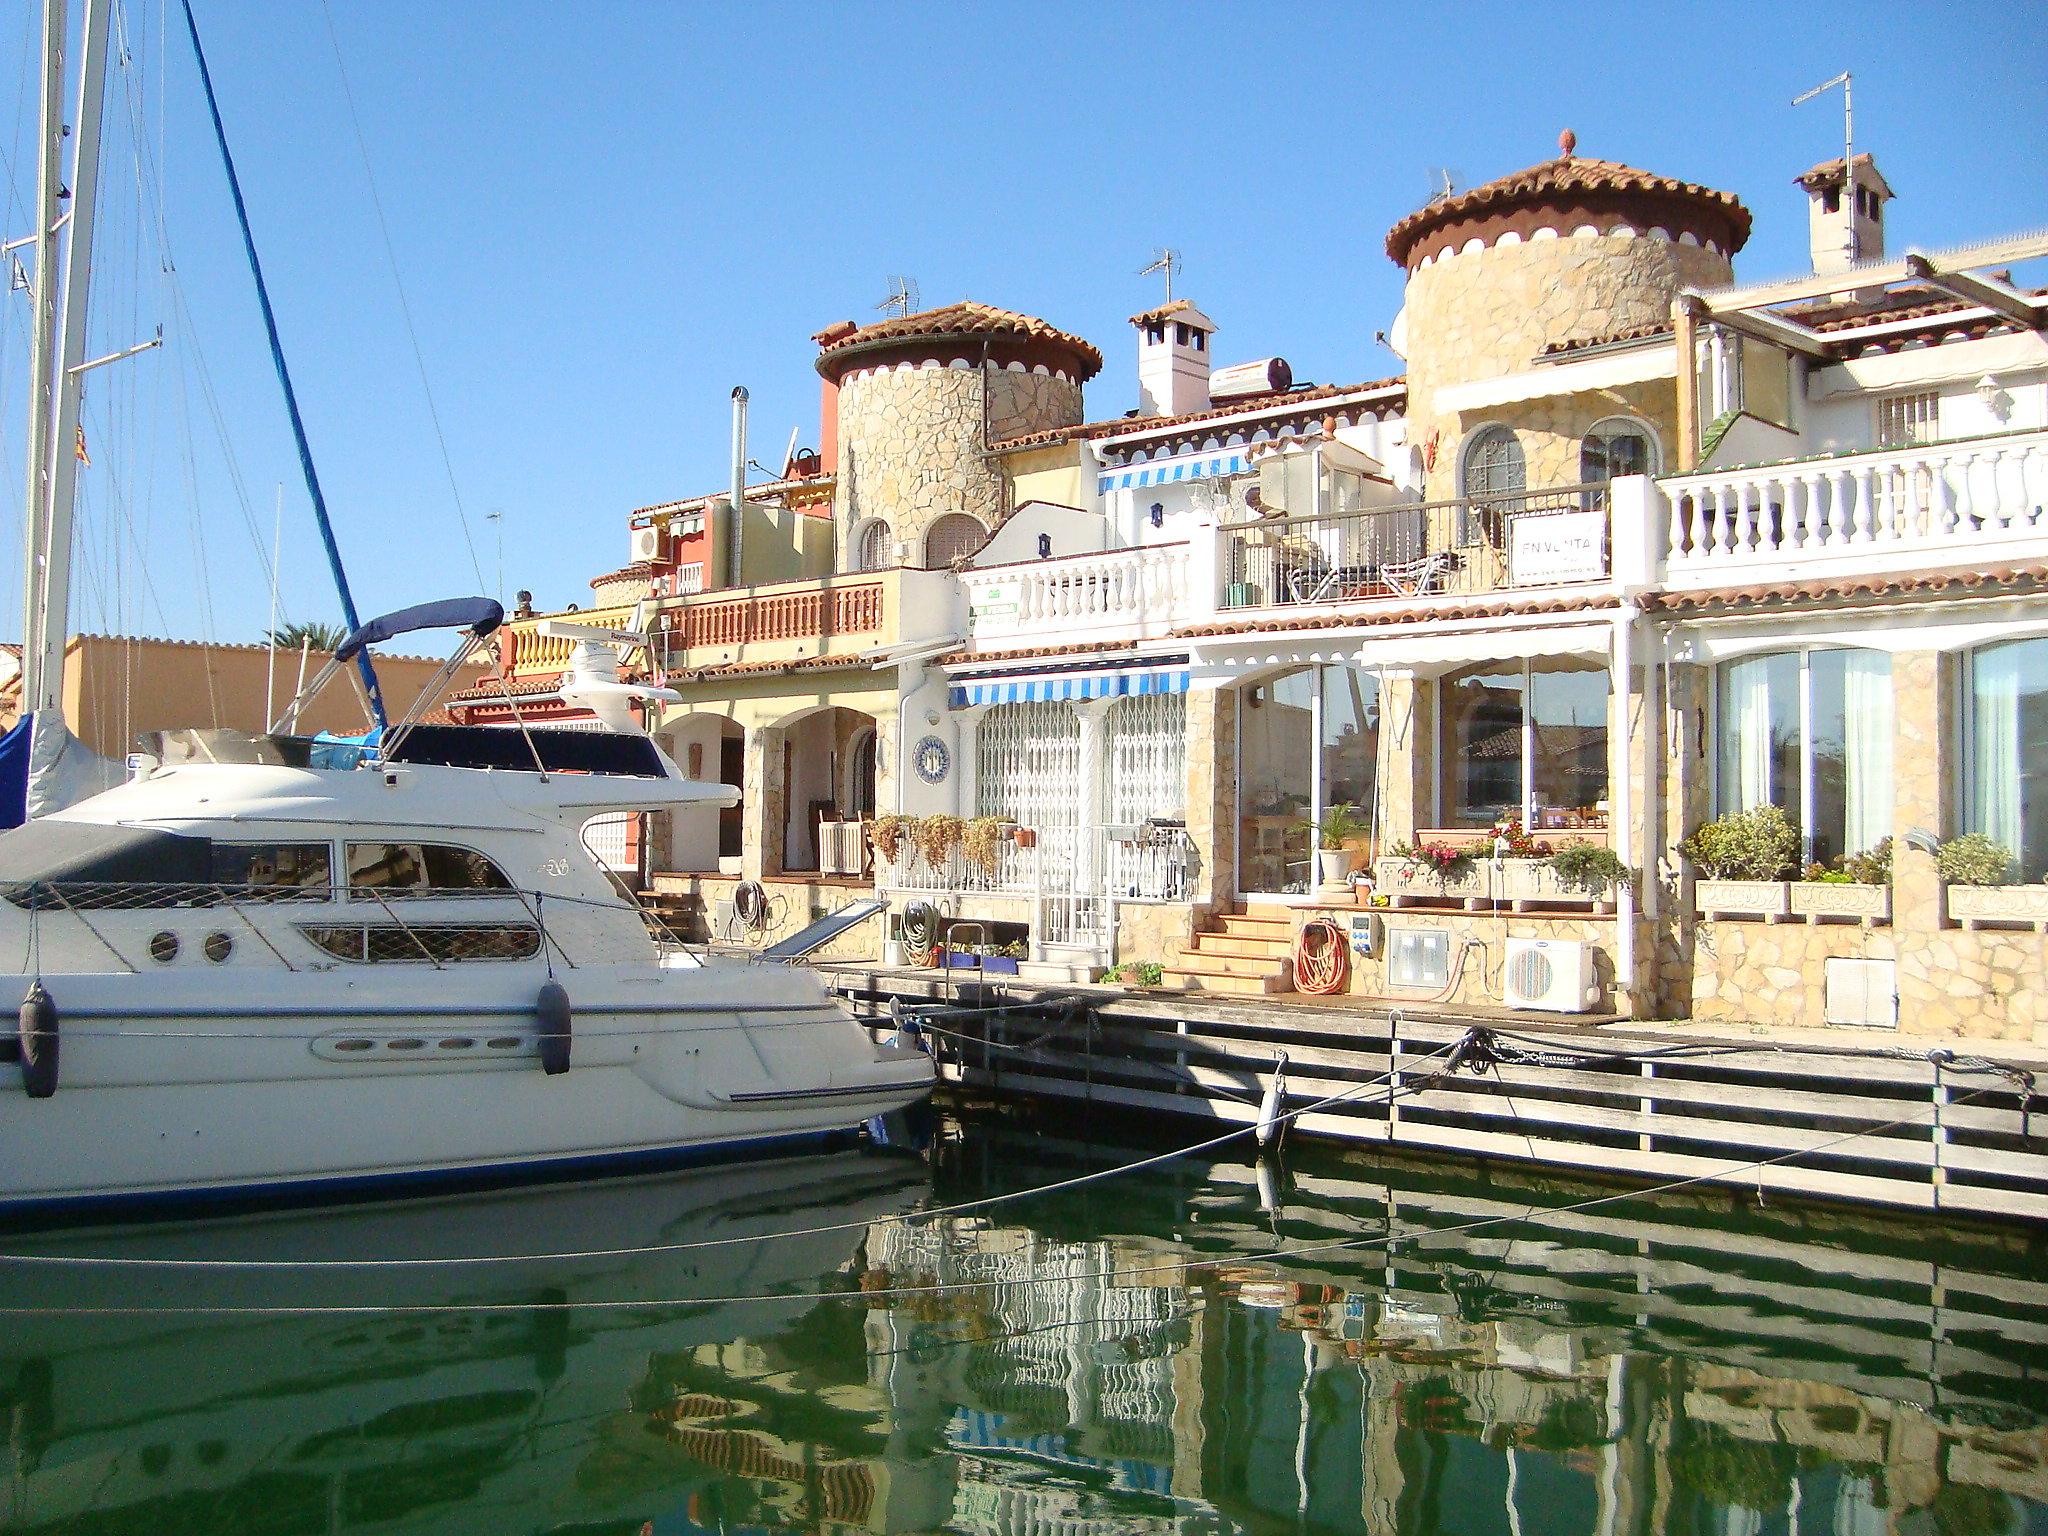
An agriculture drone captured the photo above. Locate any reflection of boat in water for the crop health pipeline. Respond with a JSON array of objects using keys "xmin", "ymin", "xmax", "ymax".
[{"xmin": 0, "ymin": 1149, "xmax": 927, "ymax": 1535}]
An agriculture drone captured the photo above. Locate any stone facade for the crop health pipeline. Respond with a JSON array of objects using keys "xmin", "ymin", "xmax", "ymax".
[
  {"xmin": 833, "ymin": 363, "xmax": 1081, "ymax": 565},
  {"xmin": 1401, "ymin": 231, "xmax": 1729, "ymax": 489}
]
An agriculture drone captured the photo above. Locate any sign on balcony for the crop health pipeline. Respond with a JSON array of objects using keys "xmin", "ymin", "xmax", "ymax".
[
  {"xmin": 968, "ymin": 579, "xmax": 1022, "ymax": 622},
  {"xmin": 1510, "ymin": 508, "xmax": 1606, "ymax": 586}
]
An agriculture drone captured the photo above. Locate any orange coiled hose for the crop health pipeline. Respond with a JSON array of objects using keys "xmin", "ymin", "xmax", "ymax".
[{"xmin": 1293, "ymin": 917, "xmax": 1350, "ymax": 996}]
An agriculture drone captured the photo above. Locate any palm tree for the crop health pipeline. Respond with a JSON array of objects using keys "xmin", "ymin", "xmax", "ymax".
[{"xmin": 265, "ymin": 619, "xmax": 347, "ymax": 654}]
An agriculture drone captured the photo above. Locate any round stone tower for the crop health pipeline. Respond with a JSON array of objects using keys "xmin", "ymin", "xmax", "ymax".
[
  {"xmin": 815, "ymin": 302, "xmax": 1100, "ymax": 569},
  {"xmin": 1387, "ymin": 131, "xmax": 1751, "ymax": 491}
]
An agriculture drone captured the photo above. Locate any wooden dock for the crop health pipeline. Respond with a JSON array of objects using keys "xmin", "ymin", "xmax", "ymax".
[{"xmin": 823, "ymin": 967, "xmax": 2048, "ymax": 1225}]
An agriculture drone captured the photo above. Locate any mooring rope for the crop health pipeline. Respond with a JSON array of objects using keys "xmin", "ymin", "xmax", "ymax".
[{"xmin": 0, "ymin": 1084, "xmax": 1991, "ymax": 1316}]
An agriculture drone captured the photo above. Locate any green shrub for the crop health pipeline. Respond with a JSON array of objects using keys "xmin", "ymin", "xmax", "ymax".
[
  {"xmin": 1842, "ymin": 836, "xmax": 1894, "ymax": 886},
  {"xmin": 1113, "ymin": 960, "xmax": 1165, "ymax": 987},
  {"xmin": 1680, "ymin": 806, "xmax": 1800, "ymax": 880},
  {"xmin": 1545, "ymin": 841, "xmax": 1635, "ymax": 895},
  {"xmin": 1937, "ymin": 833, "xmax": 2016, "ymax": 888},
  {"xmin": 1309, "ymin": 803, "xmax": 1369, "ymax": 850}
]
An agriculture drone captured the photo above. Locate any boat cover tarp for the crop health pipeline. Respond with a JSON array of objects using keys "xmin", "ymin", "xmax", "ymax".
[
  {"xmin": 335, "ymin": 598, "xmax": 504, "ymax": 661},
  {"xmin": 0, "ymin": 820, "xmax": 211, "ymax": 890},
  {"xmin": 0, "ymin": 716, "xmax": 30, "ymax": 830},
  {"xmin": 384, "ymin": 724, "xmax": 667, "ymax": 778}
]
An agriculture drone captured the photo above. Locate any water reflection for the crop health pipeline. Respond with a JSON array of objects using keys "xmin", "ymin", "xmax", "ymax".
[{"xmin": 2, "ymin": 1111, "xmax": 2045, "ymax": 1535}]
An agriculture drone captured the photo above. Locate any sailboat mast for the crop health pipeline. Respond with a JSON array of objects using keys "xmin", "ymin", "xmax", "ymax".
[
  {"xmin": 18, "ymin": 0, "xmax": 68, "ymax": 714},
  {"xmin": 32, "ymin": 0, "xmax": 114, "ymax": 720}
]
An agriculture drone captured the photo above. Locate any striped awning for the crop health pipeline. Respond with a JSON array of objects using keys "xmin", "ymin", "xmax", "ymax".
[
  {"xmin": 949, "ymin": 665, "xmax": 1191, "ymax": 709},
  {"xmin": 1097, "ymin": 450, "xmax": 1246, "ymax": 494}
]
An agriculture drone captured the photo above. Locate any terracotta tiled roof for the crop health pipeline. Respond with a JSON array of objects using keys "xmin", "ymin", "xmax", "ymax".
[
  {"xmin": 1385, "ymin": 149, "xmax": 1751, "ymax": 266},
  {"xmin": 1643, "ymin": 561, "xmax": 2048, "ymax": 614},
  {"xmin": 661, "ymin": 653, "xmax": 880, "ymax": 682},
  {"xmin": 629, "ymin": 471, "xmax": 834, "ymax": 523},
  {"xmin": 589, "ymin": 561, "xmax": 655, "ymax": 590},
  {"xmin": 1794, "ymin": 152, "xmax": 1892, "ymax": 199},
  {"xmin": 1538, "ymin": 322, "xmax": 1673, "ymax": 358},
  {"xmin": 811, "ymin": 300, "xmax": 1102, "ymax": 380},
  {"xmin": 937, "ymin": 638, "xmax": 1164, "ymax": 668},
  {"xmin": 444, "ymin": 673, "xmax": 562, "ymax": 704},
  {"xmin": 1129, "ymin": 298, "xmax": 1198, "ymax": 327},
  {"xmin": 994, "ymin": 377, "xmax": 1408, "ymax": 456},
  {"xmin": 1176, "ymin": 591, "xmax": 1614, "ymax": 639}
]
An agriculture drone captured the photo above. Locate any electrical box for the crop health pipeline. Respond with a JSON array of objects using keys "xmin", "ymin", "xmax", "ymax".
[
  {"xmin": 1825, "ymin": 959, "xmax": 1898, "ymax": 1029},
  {"xmin": 1386, "ymin": 928, "xmax": 1451, "ymax": 991},
  {"xmin": 1349, "ymin": 912, "xmax": 1381, "ymax": 958}
]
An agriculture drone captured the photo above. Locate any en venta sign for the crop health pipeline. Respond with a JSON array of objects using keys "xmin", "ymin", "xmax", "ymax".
[{"xmin": 1509, "ymin": 509, "xmax": 1607, "ymax": 586}]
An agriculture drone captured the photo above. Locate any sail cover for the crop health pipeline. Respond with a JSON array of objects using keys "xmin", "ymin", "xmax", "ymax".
[{"xmin": 335, "ymin": 598, "xmax": 505, "ymax": 662}]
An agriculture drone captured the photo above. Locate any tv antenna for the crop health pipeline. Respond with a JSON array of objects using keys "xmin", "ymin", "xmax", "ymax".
[
  {"xmin": 1792, "ymin": 71, "xmax": 1856, "ymax": 258},
  {"xmin": 876, "ymin": 276, "xmax": 920, "ymax": 316},
  {"xmin": 1426, "ymin": 167, "xmax": 1458, "ymax": 203},
  {"xmin": 1138, "ymin": 248, "xmax": 1180, "ymax": 302}
]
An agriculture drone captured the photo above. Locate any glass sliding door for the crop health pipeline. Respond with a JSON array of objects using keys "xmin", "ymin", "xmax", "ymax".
[
  {"xmin": 1435, "ymin": 659, "xmax": 1611, "ymax": 833},
  {"xmin": 1965, "ymin": 637, "xmax": 2048, "ymax": 881},
  {"xmin": 1321, "ymin": 666, "xmax": 1381, "ymax": 818},
  {"xmin": 1439, "ymin": 667, "xmax": 1524, "ymax": 829},
  {"xmin": 1237, "ymin": 666, "xmax": 1382, "ymax": 895},
  {"xmin": 1528, "ymin": 659, "xmax": 1610, "ymax": 828}
]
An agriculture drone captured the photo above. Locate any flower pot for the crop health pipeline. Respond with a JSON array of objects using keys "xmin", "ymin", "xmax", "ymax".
[
  {"xmin": 1693, "ymin": 879, "xmax": 1790, "ymax": 921},
  {"xmin": 1317, "ymin": 848, "xmax": 1358, "ymax": 889},
  {"xmin": 1013, "ymin": 827, "xmax": 1037, "ymax": 849},
  {"xmin": 881, "ymin": 939, "xmax": 905, "ymax": 966},
  {"xmin": 1946, "ymin": 883, "xmax": 2048, "ymax": 930},
  {"xmin": 1789, "ymin": 882, "xmax": 1891, "ymax": 924}
]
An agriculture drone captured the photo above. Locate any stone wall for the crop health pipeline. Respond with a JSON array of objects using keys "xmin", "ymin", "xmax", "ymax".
[
  {"xmin": 833, "ymin": 363, "xmax": 1082, "ymax": 563},
  {"xmin": 1401, "ymin": 231, "xmax": 1729, "ymax": 490},
  {"xmin": 1115, "ymin": 902, "xmax": 1195, "ymax": 969}
]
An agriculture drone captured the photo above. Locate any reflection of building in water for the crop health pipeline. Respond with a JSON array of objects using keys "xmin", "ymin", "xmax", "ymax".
[{"xmin": 852, "ymin": 1200, "xmax": 2048, "ymax": 1536}]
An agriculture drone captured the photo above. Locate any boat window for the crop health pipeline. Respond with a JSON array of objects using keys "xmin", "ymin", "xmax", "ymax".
[
  {"xmin": 345, "ymin": 842, "xmax": 514, "ymax": 898},
  {"xmin": 211, "ymin": 842, "xmax": 333, "ymax": 900},
  {"xmin": 299, "ymin": 923, "xmax": 541, "ymax": 962}
]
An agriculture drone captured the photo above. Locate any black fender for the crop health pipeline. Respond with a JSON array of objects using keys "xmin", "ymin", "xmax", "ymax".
[
  {"xmin": 18, "ymin": 982, "xmax": 56, "ymax": 1098},
  {"xmin": 537, "ymin": 980, "xmax": 571, "ymax": 1076}
]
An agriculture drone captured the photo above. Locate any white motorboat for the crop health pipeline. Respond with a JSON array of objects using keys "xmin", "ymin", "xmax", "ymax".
[{"xmin": 0, "ymin": 602, "xmax": 933, "ymax": 1213}]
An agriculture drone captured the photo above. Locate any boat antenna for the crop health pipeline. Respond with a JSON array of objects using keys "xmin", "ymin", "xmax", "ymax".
[{"xmin": 178, "ymin": 0, "xmax": 386, "ymax": 730}]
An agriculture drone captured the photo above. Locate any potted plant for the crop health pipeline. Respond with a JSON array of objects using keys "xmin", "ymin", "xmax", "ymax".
[
  {"xmin": 1379, "ymin": 838, "xmax": 1481, "ymax": 901},
  {"xmin": 1936, "ymin": 833, "xmax": 2047, "ymax": 927},
  {"xmin": 1111, "ymin": 960, "xmax": 1167, "ymax": 990},
  {"xmin": 868, "ymin": 814, "xmax": 915, "ymax": 866},
  {"xmin": 1790, "ymin": 837, "xmax": 1892, "ymax": 922},
  {"xmin": 962, "ymin": 816, "xmax": 1008, "ymax": 878},
  {"xmin": 1012, "ymin": 825, "xmax": 1038, "ymax": 850},
  {"xmin": 915, "ymin": 814, "xmax": 964, "ymax": 870},
  {"xmin": 1309, "ymin": 804, "xmax": 1369, "ymax": 889},
  {"xmin": 1543, "ymin": 841, "xmax": 1635, "ymax": 912},
  {"xmin": 1681, "ymin": 806, "xmax": 1799, "ymax": 919}
]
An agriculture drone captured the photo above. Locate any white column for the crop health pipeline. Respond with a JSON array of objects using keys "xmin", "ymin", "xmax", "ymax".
[
  {"xmin": 953, "ymin": 703, "xmax": 988, "ymax": 817},
  {"xmin": 1611, "ymin": 607, "xmax": 1639, "ymax": 1010}
]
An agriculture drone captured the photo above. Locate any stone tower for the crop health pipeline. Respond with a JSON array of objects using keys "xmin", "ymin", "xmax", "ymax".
[
  {"xmin": 814, "ymin": 302, "xmax": 1100, "ymax": 570},
  {"xmin": 1386, "ymin": 131, "xmax": 1751, "ymax": 491}
]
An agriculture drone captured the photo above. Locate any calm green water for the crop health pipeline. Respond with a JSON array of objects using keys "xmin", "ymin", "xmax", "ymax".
[{"xmin": 3, "ymin": 1103, "xmax": 2046, "ymax": 1536}]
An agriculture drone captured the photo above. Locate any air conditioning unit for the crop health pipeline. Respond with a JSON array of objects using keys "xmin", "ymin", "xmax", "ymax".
[
  {"xmin": 1386, "ymin": 927, "xmax": 1451, "ymax": 991},
  {"xmin": 1825, "ymin": 958, "xmax": 1897, "ymax": 1028},
  {"xmin": 1502, "ymin": 937, "xmax": 1597, "ymax": 1013},
  {"xmin": 630, "ymin": 525, "xmax": 667, "ymax": 563}
]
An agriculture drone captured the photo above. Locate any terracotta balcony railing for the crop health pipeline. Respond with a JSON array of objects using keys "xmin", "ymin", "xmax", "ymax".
[{"xmin": 661, "ymin": 579, "xmax": 885, "ymax": 653}]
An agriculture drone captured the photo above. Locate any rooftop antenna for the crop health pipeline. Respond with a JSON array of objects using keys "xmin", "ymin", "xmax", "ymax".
[
  {"xmin": 1426, "ymin": 167, "xmax": 1457, "ymax": 204},
  {"xmin": 1792, "ymin": 70, "xmax": 1856, "ymax": 261},
  {"xmin": 1138, "ymin": 247, "xmax": 1180, "ymax": 302},
  {"xmin": 876, "ymin": 276, "xmax": 920, "ymax": 316}
]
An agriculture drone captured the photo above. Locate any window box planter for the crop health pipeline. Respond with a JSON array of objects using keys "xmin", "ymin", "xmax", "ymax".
[
  {"xmin": 1946, "ymin": 884, "xmax": 2048, "ymax": 931},
  {"xmin": 1789, "ymin": 882, "xmax": 1890, "ymax": 924},
  {"xmin": 1693, "ymin": 879, "xmax": 1791, "ymax": 921},
  {"xmin": 1374, "ymin": 857, "xmax": 1607, "ymax": 911}
]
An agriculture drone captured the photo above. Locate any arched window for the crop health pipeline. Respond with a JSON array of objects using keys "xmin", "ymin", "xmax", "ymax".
[
  {"xmin": 1580, "ymin": 418, "xmax": 1659, "ymax": 482},
  {"xmin": 1460, "ymin": 425, "xmax": 1525, "ymax": 499},
  {"xmin": 852, "ymin": 518, "xmax": 892, "ymax": 573},
  {"xmin": 1716, "ymin": 647, "xmax": 1892, "ymax": 867},
  {"xmin": 1964, "ymin": 637, "xmax": 2048, "ymax": 882},
  {"xmin": 923, "ymin": 512, "xmax": 987, "ymax": 568}
]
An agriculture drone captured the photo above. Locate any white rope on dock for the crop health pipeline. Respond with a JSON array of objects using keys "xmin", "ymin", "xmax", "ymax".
[{"xmin": 0, "ymin": 1079, "xmax": 1994, "ymax": 1315}]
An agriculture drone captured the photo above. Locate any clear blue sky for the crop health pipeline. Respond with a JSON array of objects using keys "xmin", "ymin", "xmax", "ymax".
[{"xmin": 0, "ymin": 0, "xmax": 2041, "ymax": 644}]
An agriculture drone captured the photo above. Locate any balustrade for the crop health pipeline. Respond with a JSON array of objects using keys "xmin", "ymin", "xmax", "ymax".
[
  {"xmin": 1662, "ymin": 429, "xmax": 2048, "ymax": 581},
  {"xmin": 964, "ymin": 545, "xmax": 1193, "ymax": 642}
]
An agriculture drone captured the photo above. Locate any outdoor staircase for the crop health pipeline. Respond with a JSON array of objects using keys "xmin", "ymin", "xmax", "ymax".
[{"xmin": 1163, "ymin": 909, "xmax": 1296, "ymax": 995}]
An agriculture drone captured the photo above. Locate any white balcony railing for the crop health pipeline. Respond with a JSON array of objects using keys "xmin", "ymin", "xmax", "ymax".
[
  {"xmin": 963, "ymin": 544, "xmax": 1193, "ymax": 646},
  {"xmin": 877, "ymin": 823, "xmax": 1194, "ymax": 906},
  {"xmin": 1661, "ymin": 429, "xmax": 2048, "ymax": 585}
]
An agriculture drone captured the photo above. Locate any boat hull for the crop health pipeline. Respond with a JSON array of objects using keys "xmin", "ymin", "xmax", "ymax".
[{"xmin": 0, "ymin": 960, "xmax": 933, "ymax": 1213}]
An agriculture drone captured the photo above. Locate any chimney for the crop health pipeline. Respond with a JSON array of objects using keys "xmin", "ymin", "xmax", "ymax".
[
  {"xmin": 1131, "ymin": 300, "xmax": 1215, "ymax": 416},
  {"xmin": 1797, "ymin": 152, "xmax": 1891, "ymax": 275}
]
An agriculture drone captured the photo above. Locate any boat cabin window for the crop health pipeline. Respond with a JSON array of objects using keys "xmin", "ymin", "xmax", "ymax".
[
  {"xmin": 345, "ymin": 842, "xmax": 514, "ymax": 898},
  {"xmin": 299, "ymin": 923, "xmax": 542, "ymax": 963},
  {"xmin": 211, "ymin": 842, "xmax": 333, "ymax": 900}
]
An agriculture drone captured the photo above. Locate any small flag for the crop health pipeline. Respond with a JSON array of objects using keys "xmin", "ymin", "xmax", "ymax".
[{"xmin": 73, "ymin": 425, "xmax": 89, "ymax": 467}]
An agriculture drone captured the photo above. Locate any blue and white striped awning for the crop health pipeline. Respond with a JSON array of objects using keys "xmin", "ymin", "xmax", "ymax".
[
  {"xmin": 1097, "ymin": 451, "xmax": 1246, "ymax": 494},
  {"xmin": 949, "ymin": 665, "xmax": 1190, "ymax": 709}
]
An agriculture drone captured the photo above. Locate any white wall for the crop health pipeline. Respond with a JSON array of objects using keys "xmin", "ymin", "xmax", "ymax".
[
  {"xmin": 974, "ymin": 501, "xmax": 1114, "ymax": 566},
  {"xmin": 658, "ymin": 714, "xmax": 736, "ymax": 872}
]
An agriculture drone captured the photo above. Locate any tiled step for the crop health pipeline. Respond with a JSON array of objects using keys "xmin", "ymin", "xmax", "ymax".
[
  {"xmin": 1167, "ymin": 947, "xmax": 1290, "ymax": 979},
  {"xmin": 1214, "ymin": 913, "xmax": 1295, "ymax": 939},
  {"xmin": 1168, "ymin": 970, "xmax": 1294, "ymax": 996},
  {"xmin": 1181, "ymin": 933, "xmax": 1294, "ymax": 960}
]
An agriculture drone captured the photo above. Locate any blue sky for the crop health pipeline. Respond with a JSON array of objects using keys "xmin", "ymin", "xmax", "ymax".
[{"xmin": 0, "ymin": 0, "xmax": 2042, "ymax": 643}]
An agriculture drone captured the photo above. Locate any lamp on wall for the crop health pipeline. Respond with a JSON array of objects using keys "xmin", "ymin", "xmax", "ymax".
[
  {"xmin": 1976, "ymin": 375, "xmax": 2013, "ymax": 422},
  {"xmin": 1037, "ymin": 533, "xmax": 1052, "ymax": 558},
  {"xmin": 1904, "ymin": 827, "xmax": 1939, "ymax": 855},
  {"xmin": 1149, "ymin": 501, "xmax": 1165, "ymax": 528}
]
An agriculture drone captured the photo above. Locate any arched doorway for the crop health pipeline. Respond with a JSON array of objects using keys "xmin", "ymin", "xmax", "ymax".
[
  {"xmin": 923, "ymin": 512, "xmax": 987, "ymax": 568},
  {"xmin": 770, "ymin": 705, "xmax": 881, "ymax": 875},
  {"xmin": 656, "ymin": 714, "xmax": 744, "ymax": 873}
]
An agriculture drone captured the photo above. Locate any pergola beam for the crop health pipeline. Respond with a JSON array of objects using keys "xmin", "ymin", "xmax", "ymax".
[
  {"xmin": 1903, "ymin": 253, "xmax": 2048, "ymax": 330},
  {"xmin": 1690, "ymin": 231, "xmax": 2048, "ymax": 314},
  {"xmin": 1680, "ymin": 295, "xmax": 1831, "ymax": 359}
]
